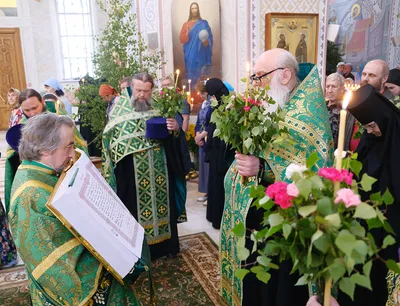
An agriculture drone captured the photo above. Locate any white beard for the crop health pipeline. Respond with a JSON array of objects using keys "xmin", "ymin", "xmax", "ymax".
[{"xmin": 265, "ymin": 73, "xmax": 292, "ymax": 113}]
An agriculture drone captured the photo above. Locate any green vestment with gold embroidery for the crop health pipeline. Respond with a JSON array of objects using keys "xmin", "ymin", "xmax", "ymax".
[
  {"xmin": 102, "ymin": 95, "xmax": 182, "ymax": 255},
  {"xmin": 8, "ymin": 160, "xmax": 140, "ymax": 305},
  {"xmin": 220, "ymin": 67, "xmax": 334, "ymax": 306},
  {"xmin": 4, "ymin": 109, "xmax": 88, "ymax": 213}
]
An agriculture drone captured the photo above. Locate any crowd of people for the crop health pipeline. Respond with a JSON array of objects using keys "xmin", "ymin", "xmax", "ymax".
[{"xmin": 1, "ymin": 49, "xmax": 400, "ymax": 305}]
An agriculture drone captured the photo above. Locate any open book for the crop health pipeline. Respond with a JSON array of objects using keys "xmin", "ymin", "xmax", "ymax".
[{"xmin": 46, "ymin": 149, "xmax": 144, "ymax": 284}]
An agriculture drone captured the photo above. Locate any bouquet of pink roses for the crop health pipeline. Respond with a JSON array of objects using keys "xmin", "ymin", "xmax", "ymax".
[{"xmin": 234, "ymin": 152, "xmax": 398, "ymax": 303}]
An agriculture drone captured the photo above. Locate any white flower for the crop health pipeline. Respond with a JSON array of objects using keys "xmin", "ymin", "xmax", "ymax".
[
  {"xmin": 334, "ymin": 149, "xmax": 347, "ymax": 159},
  {"xmin": 285, "ymin": 163, "xmax": 307, "ymax": 180}
]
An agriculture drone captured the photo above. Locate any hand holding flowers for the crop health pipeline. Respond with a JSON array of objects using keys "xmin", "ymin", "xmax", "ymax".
[{"xmin": 233, "ymin": 152, "xmax": 398, "ymax": 303}]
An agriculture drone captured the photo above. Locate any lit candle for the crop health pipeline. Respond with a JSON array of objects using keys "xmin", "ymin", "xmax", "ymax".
[
  {"xmin": 182, "ymin": 85, "xmax": 186, "ymax": 92},
  {"xmin": 56, "ymin": 100, "xmax": 60, "ymax": 115},
  {"xmin": 191, "ymin": 97, "xmax": 194, "ymax": 108},
  {"xmin": 188, "ymin": 79, "xmax": 192, "ymax": 95},
  {"xmin": 336, "ymin": 91, "xmax": 352, "ymax": 171},
  {"xmin": 175, "ymin": 69, "xmax": 180, "ymax": 88},
  {"xmin": 245, "ymin": 62, "xmax": 250, "ymax": 108}
]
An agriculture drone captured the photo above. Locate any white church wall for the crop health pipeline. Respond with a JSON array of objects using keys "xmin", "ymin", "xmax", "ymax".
[{"xmin": 0, "ymin": 0, "xmax": 107, "ymax": 91}]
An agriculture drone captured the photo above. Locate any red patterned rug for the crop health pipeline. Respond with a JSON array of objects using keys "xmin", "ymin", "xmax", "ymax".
[{"xmin": 0, "ymin": 232, "xmax": 223, "ymax": 306}]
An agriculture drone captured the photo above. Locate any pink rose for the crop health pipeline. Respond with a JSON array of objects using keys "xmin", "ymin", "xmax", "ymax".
[
  {"xmin": 160, "ymin": 91, "xmax": 164, "ymax": 96},
  {"xmin": 340, "ymin": 169, "xmax": 353, "ymax": 185},
  {"xmin": 266, "ymin": 181, "xmax": 288, "ymax": 199},
  {"xmin": 244, "ymin": 106, "xmax": 251, "ymax": 112},
  {"xmin": 318, "ymin": 168, "xmax": 341, "ymax": 182},
  {"xmin": 334, "ymin": 188, "xmax": 361, "ymax": 208},
  {"xmin": 287, "ymin": 183, "xmax": 299, "ymax": 197},
  {"xmin": 266, "ymin": 182, "xmax": 293, "ymax": 209},
  {"xmin": 275, "ymin": 192, "xmax": 293, "ymax": 209}
]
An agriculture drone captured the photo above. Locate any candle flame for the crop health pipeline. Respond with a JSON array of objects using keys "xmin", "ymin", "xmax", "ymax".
[
  {"xmin": 188, "ymin": 79, "xmax": 192, "ymax": 83},
  {"xmin": 186, "ymin": 92, "xmax": 190, "ymax": 96},
  {"xmin": 342, "ymin": 91, "xmax": 352, "ymax": 110},
  {"xmin": 191, "ymin": 98, "xmax": 194, "ymax": 101},
  {"xmin": 182, "ymin": 85, "xmax": 186, "ymax": 90},
  {"xmin": 176, "ymin": 69, "xmax": 180, "ymax": 74}
]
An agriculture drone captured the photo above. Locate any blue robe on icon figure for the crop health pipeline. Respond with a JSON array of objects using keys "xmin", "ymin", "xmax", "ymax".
[{"xmin": 180, "ymin": 2, "xmax": 213, "ymax": 86}]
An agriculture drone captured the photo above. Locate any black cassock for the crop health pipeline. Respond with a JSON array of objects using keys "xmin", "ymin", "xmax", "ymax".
[
  {"xmin": 205, "ymin": 123, "xmax": 235, "ymax": 229},
  {"xmin": 339, "ymin": 85, "xmax": 400, "ymax": 306},
  {"xmin": 114, "ymin": 131, "xmax": 190, "ymax": 261}
]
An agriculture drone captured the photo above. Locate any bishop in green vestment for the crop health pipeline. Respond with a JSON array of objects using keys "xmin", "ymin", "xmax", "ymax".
[
  {"xmin": 219, "ymin": 49, "xmax": 334, "ymax": 306},
  {"xmin": 4, "ymin": 89, "xmax": 88, "ymax": 213},
  {"xmin": 102, "ymin": 72, "xmax": 190, "ymax": 260},
  {"xmin": 9, "ymin": 113, "xmax": 146, "ymax": 305}
]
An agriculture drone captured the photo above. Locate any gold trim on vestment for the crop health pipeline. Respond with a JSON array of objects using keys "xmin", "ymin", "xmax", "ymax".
[
  {"xmin": 32, "ymin": 238, "xmax": 81, "ymax": 280},
  {"xmin": 79, "ymin": 264, "xmax": 103, "ymax": 306},
  {"xmin": 19, "ymin": 165, "xmax": 56, "ymax": 175},
  {"xmin": 6, "ymin": 149, "xmax": 15, "ymax": 158},
  {"xmin": 74, "ymin": 135, "xmax": 87, "ymax": 148},
  {"xmin": 11, "ymin": 180, "xmax": 54, "ymax": 204}
]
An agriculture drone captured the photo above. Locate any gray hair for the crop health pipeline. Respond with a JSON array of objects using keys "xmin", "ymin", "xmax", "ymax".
[
  {"xmin": 276, "ymin": 50, "xmax": 299, "ymax": 88},
  {"xmin": 326, "ymin": 73, "xmax": 345, "ymax": 87},
  {"xmin": 19, "ymin": 113, "xmax": 75, "ymax": 161},
  {"xmin": 160, "ymin": 75, "xmax": 174, "ymax": 83},
  {"xmin": 132, "ymin": 72, "xmax": 154, "ymax": 89}
]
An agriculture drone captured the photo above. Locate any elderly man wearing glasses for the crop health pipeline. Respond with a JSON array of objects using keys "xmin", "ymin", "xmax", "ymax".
[{"xmin": 219, "ymin": 48, "xmax": 334, "ymax": 306}]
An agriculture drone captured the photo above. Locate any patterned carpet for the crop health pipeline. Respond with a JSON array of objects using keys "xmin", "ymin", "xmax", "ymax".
[{"xmin": 0, "ymin": 232, "xmax": 223, "ymax": 306}]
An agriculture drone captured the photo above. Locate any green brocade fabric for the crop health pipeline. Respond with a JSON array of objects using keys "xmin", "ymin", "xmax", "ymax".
[
  {"xmin": 219, "ymin": 66, "xmax": 334, "ymax": 306},
  {"xmin": 8, "ymin": 160, "xmax": 139, "ymax": 306},
  {"xmin": 4, "ymin": 111, "xmax": 88, "ymax": 213},
  {"xmin": 102, "ymin": 96, "xmax": 172, "ymax": 245}
]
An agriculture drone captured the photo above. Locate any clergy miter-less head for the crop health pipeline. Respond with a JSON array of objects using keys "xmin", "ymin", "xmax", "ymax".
[
  {"xmin": 19, "ymin": 113, "xmax": 75, "ymax": 173},
  {"xmin": 349, "ymin": 84, "xmax": 399, "ymax": 137},
  {"xmin": 130, "ymin": 72, "xmax": 154, "ymax": 112},
  {"xmin": 251, "ymin": 48, "xmax": 298, "ymax": 112},
  {"xmin": 19, "ymin": 89, "xmax": 46, "ymax": 118},
  {"xmin": 361, "ymin": 59, "xmax": 389, "ymax": 93}
]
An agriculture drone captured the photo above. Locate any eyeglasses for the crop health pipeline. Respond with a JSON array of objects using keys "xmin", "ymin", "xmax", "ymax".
[{"xmin": 250, "ymin": 68, "xmax": 285, "ymax": 84}]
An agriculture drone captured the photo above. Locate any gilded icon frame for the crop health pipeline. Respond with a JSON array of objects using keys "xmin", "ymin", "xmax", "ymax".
[{"xmin": 265, "ymin": 13, "xmax": 319, "ymax": 64}]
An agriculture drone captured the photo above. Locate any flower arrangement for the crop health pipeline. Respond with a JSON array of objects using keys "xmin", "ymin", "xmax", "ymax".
[
  {"xmin": 152, "ymin": 87, "xmax": 185, "ymax": 119},
  {"xmin": 234, "ymin": 152, "xmax": 398, "ymax": 303},
  {"xmin": 210, "ymin": 86, "xmax": 290, "ymax": 155}
]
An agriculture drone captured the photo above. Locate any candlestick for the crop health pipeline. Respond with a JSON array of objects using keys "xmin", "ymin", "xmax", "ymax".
[
  {"xmin": 334, "ymin": 91, "xmax": 352, "ymax": 191},
  {"xmin": 175, "ymin": 69, "xmax": 180, "ymax": 88},
  {"xmin": 182, "ymin": 85, "xmax": 186, "ymax": 92}
]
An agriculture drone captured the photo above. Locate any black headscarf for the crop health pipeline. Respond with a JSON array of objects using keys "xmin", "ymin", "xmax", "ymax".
[
  {"xmin": 348, "ymin": 84, "xmax": 400, "ymax": 202},
  {"xmin": 205, "ymin": 78, "xmax": 229, "ymax": 106}
]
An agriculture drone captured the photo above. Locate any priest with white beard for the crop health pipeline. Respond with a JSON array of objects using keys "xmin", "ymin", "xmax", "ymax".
[{"xmin": 219, "ymin": 48, "xmax": 334, "ymax": 306}]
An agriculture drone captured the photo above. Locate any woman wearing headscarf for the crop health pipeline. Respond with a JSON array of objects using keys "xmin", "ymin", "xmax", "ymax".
[
  {"xmin": 44, "ymin": 78, "xmax": 72, "ymax": 114},
  {"xmin": 385, "ymin": 68, "xmax": 400, "ymax": 107},
  {"xmin": 340, "ymin": 84, "xmax": 400, "ymax": 306},
  {"xmin": 204, "ymin": 78, "xmax": 235, "ymax": 229}
]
